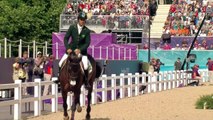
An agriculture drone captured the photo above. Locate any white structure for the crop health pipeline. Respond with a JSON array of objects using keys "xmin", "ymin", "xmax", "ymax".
[{"xmin": 0, "ymin": 70, "xmax": 209, "ymax": 120}]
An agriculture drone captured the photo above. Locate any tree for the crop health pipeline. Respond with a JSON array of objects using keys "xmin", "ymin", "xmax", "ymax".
[{"xmin": 0, "ymin": 0, "xmax": 66, "ymax": 43}]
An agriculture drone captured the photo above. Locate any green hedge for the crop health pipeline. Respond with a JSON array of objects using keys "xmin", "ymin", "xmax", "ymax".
[{"xmin": 195, "ymin": 94, "xmax": 213, "ymax": 109}]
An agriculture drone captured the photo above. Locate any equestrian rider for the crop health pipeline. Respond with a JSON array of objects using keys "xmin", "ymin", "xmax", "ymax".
[{"xmin": 62, "ymin": 12, "xmax": 91, "ymax": 89}]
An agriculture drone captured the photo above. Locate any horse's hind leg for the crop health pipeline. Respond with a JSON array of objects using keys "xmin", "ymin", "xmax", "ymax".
[
  {"xmin": 62, "ymin": 91, "xmax": 69, "ymax": 120},
  {"xmin": 86, "ymin": 88, "xmax": 92, "ymax": 120}
]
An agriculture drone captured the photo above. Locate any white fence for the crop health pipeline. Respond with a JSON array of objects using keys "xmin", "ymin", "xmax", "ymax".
[
  {"xmin": 0, "ymin": 70, "xmax": 209, "ymax": 120},
  {"xmin": 0, "ymin": 38, "xmax": 49, "ymax": 59},
  {"xmin": 0, "ymin": 38, "xmax": 137, "ymax": 60}
]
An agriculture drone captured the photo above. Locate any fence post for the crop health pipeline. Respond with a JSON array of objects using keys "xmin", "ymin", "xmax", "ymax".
[
  {"xmin": 92, "ymin": 81, "xmax": 97, "ymax": 104},
  {"xmin": 159, "ymin": 72, "xmax": 162, "ymax": 91},
  {"xmin": 163, "ymin": 71, "xmax": 167, "ymax": 90},
  {"xmin": 106, "ymin": 47, "xmax": 109, "ymax": 60},
  {"xmin": 80, "ymin": 86, "xmax": 85, "ymax": 107},
  {"xmin": 27, "ymin": 45, "xmax": 30, "ymax": 58},
  {"xmin": 141, "ymin": 73, "xmax": 146, "ymax": 94},
  {"xmin": 99, "ymin": 46, "xmax": 102, "ymax": 59},
  {"xmin": 135, "ymin": 73, "xmax": 139, "ymax": 96},
  {"xmin": 172, "ymin": 71, "xmax": 176, "ymax": 88},
  {"xmin": 124, "ymin": 48, "xmax": 126, "ymax": 60},
  {"xmin": 183, "ymin": 70, "xmax": 187, "ymax": 86},
  {"xmin": 112, "ymin": 47, "xmax": 115, "ymax": 60},
  {"xmin": 45, "ymin": 41, "xmax": 48, "ymax": 55},
  {"xmin": 118, "ymin": 47, "xmax": 120, "ymax": 60},
  {"xmin": 14, "ymin": 80, "xmax": 22, "ymax": 120},
  {"xmin": 33, "ymin": 40, "xmax": 36, "ymax": 59},
  {"xmin": 51, "ymin": 77, "xmax": 58, "ymax": 112},
  {"xmin": 129, "ymin": 48, "xmax": 132, "ymax": 60},
  {"xmin": 4, "ymin": 38, "xmax": 7, "ymax": 58},
  {"xmin": 102, "ymin": 75, "xmax": 107, "ymax": 102},
  {"xmin": 9, "ymin": 44, "xmax": 11, "ymax": 58},
  {"xmin": 147, "ymin": 74, "xmax": 151, "ymax": 93},
  {"xmin": 56, "ymin": 42, "xmax": 59, "ymax": 59},
  {"xmin": 111, "ymin": 74, "xmax": 116, "ymax": 100},
  {"xmin": 34, "ymin": 78, "xmax": 41, "ymax": 116},
  {"xmin": 176, "ymin": 71, "xmax": 179, "ymax": 87},
  {"xmin": 168, "ymin": 71, "xmax": 172, "ymax": 89},
  {"xmin": 127, "ymin": 73, "xmax": 132, "ymax": 97},
  {"xmin": 119, "ymin": 73, "xmax": 124, "ymax": 98},
  {"xmin": 92, "ymin": 46, "xmax": 95, "ymax": 58},
  {"xmin": 19, "ymin": 39, "xmax": 22, "ymax": 58},
  {"xmin": 153, "ymin": 72, "xmax": 157, "ymax": 92}
]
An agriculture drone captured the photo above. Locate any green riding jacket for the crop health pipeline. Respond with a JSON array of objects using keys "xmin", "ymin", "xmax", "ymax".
[{"xmin": 64, "ymin": 24, "xmax": 91, "ymax": 55}]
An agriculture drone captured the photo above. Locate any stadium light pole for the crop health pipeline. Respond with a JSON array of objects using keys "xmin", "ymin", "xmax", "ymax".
[
  {"xmin": 181, "ymin": 14, "xmax": 206, "ymax": 70},
  {"xmin": 148, "ymin": 0, "xmax": 151, "ymax": 62}
]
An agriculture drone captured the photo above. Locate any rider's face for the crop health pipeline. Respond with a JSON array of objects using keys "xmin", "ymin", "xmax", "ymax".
[{"xmin": 78, "ymin": 19, "xmax": 86, "ymax": 26}]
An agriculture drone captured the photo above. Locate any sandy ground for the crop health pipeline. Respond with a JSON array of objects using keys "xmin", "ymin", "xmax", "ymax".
[{"xmin": 28, "ymin": 86, "xmax": 213, "ymax": 120}]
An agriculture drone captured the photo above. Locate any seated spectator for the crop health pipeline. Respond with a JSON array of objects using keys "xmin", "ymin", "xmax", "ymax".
[
  {"xmin": 181, "ymin": 39, "xmax": 188, "ymax": 50},
  {"xmin": 201, "ymin": 39, "xmax": 208, "ymax": 49},
  {"xmin": 163, "ymin": 42, "xmax": 172, "ymax": 50},
  {"xmin": 192, "ymin": 64, "xmax": 203, "ymax": 85},
  {"xmin": 172, "ymin": 44, "xmax": 181, "ymax": 50},
  {"xmin": 193, "ymin": 39, "xmax": 199, "ymax": 49},
  {"xmin": 208, "ymin": 43, "xmax": 213, "ymax": 50},
  {"xmin": 143, "ymin": 43, "xmax": 149, "ymax": 49}
]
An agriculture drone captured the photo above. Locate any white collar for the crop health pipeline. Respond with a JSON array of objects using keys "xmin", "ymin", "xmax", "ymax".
[{"xmin": 77, "ymin": 24, "xmax": 83, "ymax": 29}]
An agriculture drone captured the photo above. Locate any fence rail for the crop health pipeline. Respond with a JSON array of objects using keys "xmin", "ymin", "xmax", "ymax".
[
  {"xmin": 0, "ymin": 38, "xmax": 136, "ymax": 60},
  {"xmin": 0, "ymin": 70, "xmax": 209, "ymax": 120},
  {"xmin": 59, "ymin": 14, "xmax": 149, "ymax": 33}
]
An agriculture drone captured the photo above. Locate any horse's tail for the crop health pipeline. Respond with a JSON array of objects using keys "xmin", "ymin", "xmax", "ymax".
[{"xmin": 95, "ymin": 64, "xmax": 102, "ymax": 78}]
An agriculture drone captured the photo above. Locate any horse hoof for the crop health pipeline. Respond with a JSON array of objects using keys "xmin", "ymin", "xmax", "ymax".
[
  {"xmin": 76, "ymin": 104, "xmax": 82, "ymax": 113},
  {"xmin": 64, "ymin": 116, "xmax": 69, "ymax": 120},
  {"xmin": 86, "ymin": 114, "xmax": 90, "ymax": 120}
]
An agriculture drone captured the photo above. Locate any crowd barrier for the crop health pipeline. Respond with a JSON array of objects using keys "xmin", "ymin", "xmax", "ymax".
[{"xmin": 0, "ymin": 70, "xmax": 209, "ymax": 120}]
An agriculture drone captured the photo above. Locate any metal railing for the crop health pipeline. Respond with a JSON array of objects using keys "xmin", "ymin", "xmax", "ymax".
[{"xmin": 59, "ymin": 14, "xmax": 149, "ymax": 32}]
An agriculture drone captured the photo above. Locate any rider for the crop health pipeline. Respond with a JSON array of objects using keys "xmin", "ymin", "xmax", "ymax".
[{"xmin": 62, "ymin": 11, "xmax": 91, "ymax": 89}]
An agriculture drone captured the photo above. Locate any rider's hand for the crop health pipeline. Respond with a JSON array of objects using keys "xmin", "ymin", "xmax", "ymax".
[
  {"xmin": 74, "ymin": 49, "xmax": 81, "ymax": 55},
  {"xmin": 67, "ymin": 49, "xmax": 72, "ymax": 54}
]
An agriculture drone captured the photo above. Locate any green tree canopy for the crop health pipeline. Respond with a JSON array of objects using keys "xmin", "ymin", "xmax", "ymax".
[{"xmin": 0, "ymin": 0, "xmax": 66, "ymax": 43}]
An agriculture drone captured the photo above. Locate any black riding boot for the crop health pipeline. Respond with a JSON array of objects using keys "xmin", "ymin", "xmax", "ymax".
[{"xmin": 84, "ymin": 70, "xmax": 91, "ymax": 89}]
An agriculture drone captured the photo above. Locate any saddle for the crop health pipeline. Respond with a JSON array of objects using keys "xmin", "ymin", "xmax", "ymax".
[{"xmin": 61, "ymin": 58, "xmax": 92, "ymax": 73}]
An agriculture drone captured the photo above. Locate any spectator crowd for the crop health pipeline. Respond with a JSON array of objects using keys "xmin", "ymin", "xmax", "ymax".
[
  {"xmin": 12, "ymin": 51, "xmax": 55, "ymax": 96},
  {"xmin": 163, "ymin": 0, "xmax": 213, "ymax": 36},
  {"xmin": 62, "ymin": 0, "xmax": 158, "ymax": 30}
]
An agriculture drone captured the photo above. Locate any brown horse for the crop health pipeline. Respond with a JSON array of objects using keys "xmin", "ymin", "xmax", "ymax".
[{"xmin": 58, "ymin": 52, "xmax": 101, "ymax": 120}]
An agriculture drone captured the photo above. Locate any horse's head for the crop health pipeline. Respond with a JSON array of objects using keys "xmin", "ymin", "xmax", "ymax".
[{"xmin": 67, "ymin": 52, "xmax": 82, "ymax": 80}]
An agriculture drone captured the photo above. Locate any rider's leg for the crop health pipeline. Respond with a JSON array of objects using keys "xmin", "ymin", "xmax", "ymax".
[{"xmin": 82, "ymin": 55, "xmax": 91, "ymax": 89}]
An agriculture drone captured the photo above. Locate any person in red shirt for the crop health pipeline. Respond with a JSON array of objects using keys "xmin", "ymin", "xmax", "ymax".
[
  {"xmin": 192, "ymin": 64, "xmax": 202, "ymax": 85},
  {"xmin": 43, "ymin": 55, "xmax": 55, "ymax": 96}
]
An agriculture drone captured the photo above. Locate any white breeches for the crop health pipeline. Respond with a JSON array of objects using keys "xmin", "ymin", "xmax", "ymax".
[
  {"xmin": 59, "ymin": 54, "xmax": 89, "ymax": 70},
  {"xmin": 82, "ymin": 55, "xmax": 88, "ymax": 70},
  {"xmin": 59, "ymin": 54, "xmax": 68, "ymax": 67}
]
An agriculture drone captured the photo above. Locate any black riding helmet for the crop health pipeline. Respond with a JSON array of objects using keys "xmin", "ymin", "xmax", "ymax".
[{"xmin": 78, "ymin": 12, "xmax": 87, "ymax": 20}]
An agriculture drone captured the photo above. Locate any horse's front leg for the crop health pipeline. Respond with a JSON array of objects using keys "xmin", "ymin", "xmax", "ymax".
[
  {"xmin": 71, "ymin": 90, "xmax": 81, "ymax": 120},
  {"xmin": 86, "ymin": 87, "xmax": 93, "ymax": 120},
  {"xmin": 62, "ymin": 91, "xmax": 69, "ymax": 120}
]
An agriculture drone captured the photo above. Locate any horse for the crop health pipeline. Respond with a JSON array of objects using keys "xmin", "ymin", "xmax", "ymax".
[{"xmin": 58, "ymin": 52, "xmax": 101, "ymax": 120}]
